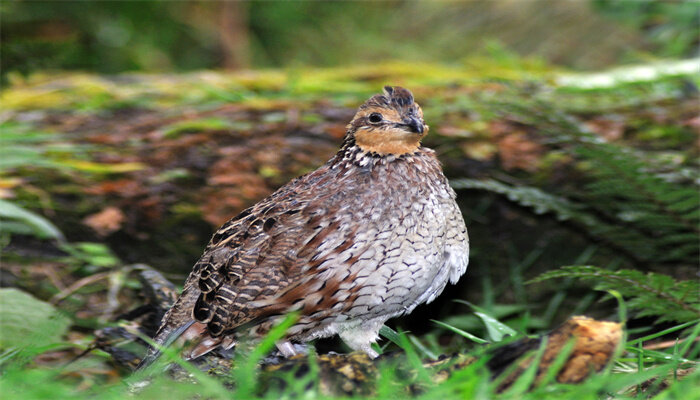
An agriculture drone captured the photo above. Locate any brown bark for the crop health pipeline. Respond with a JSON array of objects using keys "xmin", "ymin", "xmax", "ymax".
[{"xmin": 219, "ymin": 1, "xmax": 250, "ymax": 69}]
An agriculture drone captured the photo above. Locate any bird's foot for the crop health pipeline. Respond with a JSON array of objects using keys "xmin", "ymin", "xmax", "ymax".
[{"xmin": 275, "ymin": 340, "xmax": 298, "ymax": 358}]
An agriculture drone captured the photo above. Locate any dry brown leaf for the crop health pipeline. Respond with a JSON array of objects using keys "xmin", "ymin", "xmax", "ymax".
[
  {"xmin": 584, "ymin": 116, "xmax": 626, "ymax": 141},
  {"xmin": 489, "ymin": 120, "xmax": 518, "ymax": 136},
  {"xmin": 498, "ymin": 132, "xmax": 543, "ymax": 172},
  {"xmin": 200, "ymin": 187, "xmax": 248, "ymax": 226},
  {"xmin": 82, "ymin": 207, "xmax": 125, "ymax": 237},
  {"xmin": 497, "ymin": 316, "xmax": 622, "ymax": 391},
  {"xmin": 84, "ymin": 179, "xmax": 146, "ymax": 197},
  {"xmin": 684, "ymin": 115, "xmax": 700, "ymax": 134}
]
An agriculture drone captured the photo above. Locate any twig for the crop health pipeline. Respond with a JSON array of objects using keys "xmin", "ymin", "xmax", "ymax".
[
  {"xmin": 50, "ymin": 272, "xmax": 112, "ymax": 305},
  {"xmin": 644, "ymin": 337, "xmax": 700, "ymax": 351}
]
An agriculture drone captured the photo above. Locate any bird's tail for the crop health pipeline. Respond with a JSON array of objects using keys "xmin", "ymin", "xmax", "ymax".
[
  {"xmin": 137, "ymin": 320, "xmax": 196, "ymax": 370},
  {"xmin": 137, "ymin": 284, "xmax": 201, "ymax": 370},
  {"xmin": 138, "ymin": 319, "xmax": 236, "ymax": 370}
]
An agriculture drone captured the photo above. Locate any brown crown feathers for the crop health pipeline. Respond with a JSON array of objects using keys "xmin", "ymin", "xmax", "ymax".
[{"xmin": 348, "ymin": 86, "xmax": 428, "ymax": 156}]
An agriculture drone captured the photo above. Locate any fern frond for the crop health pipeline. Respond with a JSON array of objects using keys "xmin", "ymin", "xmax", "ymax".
[
  {"xmin": 529, "ymin": 266, "xmax": 700, "ymax": 323},
  {"xmin": 450, "ymin": 179, "xmax": 587, "ymax": 221},
  {"xmin": 466, "ymin": 93, "xmax": 699, "ymax": 265},
  {"xmin": 450, "ymin": 178, "xmax": 664, "ymax": 262}
]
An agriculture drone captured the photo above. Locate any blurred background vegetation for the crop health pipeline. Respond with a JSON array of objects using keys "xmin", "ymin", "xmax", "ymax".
[{"xmin": 2, "ymin": 0, "xmax": 699, "ymax": 81}]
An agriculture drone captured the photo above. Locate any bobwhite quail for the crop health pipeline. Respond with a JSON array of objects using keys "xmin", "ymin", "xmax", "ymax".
[{"xmin": 143, "ymin": 86, "xmax": 469, "ymax": 364}]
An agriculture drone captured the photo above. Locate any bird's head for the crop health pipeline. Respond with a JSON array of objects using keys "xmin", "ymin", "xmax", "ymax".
[{"xmin": 346, "ymin": 86, "xmax": 428, "ymax": 156}]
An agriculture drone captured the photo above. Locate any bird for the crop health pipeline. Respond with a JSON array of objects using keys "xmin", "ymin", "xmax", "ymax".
[{"xmin": 142, "ymin": 86, "xmax": 469, "ymax": 366}]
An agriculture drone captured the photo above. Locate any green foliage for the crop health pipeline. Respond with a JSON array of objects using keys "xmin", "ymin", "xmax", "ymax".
[
  {"xmin": 455, "ymin": 84, "xmax": 698, "ymax": 321},
  {"xmin": 0, "ymin": 122, "xmax": 76, "ymax": 170},
  {"xmin": 447, "ymin": 69, "xmax": 699, "ymax": 398},
  {"xmin": 592, "ymin": 0, "xmax": 700, "ymax": 59},
  {"xmin": 456, "ymin": 71, "xmax": 698, "ymax": 267},
  {"xmin": 0, "ymin": 121, "xmax": 143, "ymax": 173},
  {"xmin": 572, "ymin": 142, "xmax": 698, "ymax": 264},
  {"xmin": 0, "ymin": 120, "xmax": 142, "ymax": 243},
  {"xmin": 0, "ymin": 288, "xmax": 70, "ymax": 349},
  {"xmin": 530, "ymin": 266, "xmax": 700, "ymax": 324},
  {"xmin": 473, "ymin": 311, "xmax": 519, "ymax": 342},
  {"xmin": 452, "ymin": 173, "xmax": 698, "ymax": 265},
  {"xmin": 0, "ymin": 199, "xmax": 64, "ymax": 240},
  {"xmin": 451, "ymin": 178, "xmax": 591, "ymax": 221},
  {"xmin": 60, "ymin": 242, "xmax": 120, "ymax": 271},
  {"xmin": 2, "ymin": 0, "xmax": 694, "ymax": 83},
  {"xmin": 0, "ymin": 300, "xmax": 697, "ymax": 399},
  {"xmin": 232, "ymin": 313, "xmax": 300, "ymax": 397},
  {"xmin": 432, "ymin": 319, "xmax": 488, "ymax": 345},
  {"xmin": 1, "ymin": 2, "xmax": 221, "ymax": 80},
  {"xmin": 160, "ymin": 117, "xmax": 237, "ymax": 138}
]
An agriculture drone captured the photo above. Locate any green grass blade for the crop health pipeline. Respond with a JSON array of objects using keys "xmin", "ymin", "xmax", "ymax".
[
  {"xmin": 431, "ymin": 319, "xmax": 488, "ymax": 344},
  {"xmin": 626, "ymin": 319, "xmax": 700, "ymax": 346}
]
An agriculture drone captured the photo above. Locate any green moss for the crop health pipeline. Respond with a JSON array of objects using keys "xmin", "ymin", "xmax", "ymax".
[{"xmin": 161, "ymin": 118, "xmax": 236, "ymax": 138}]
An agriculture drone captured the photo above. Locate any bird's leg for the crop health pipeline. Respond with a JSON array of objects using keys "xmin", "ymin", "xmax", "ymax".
[
  {"xmin": 361, "ymin": 345, "xmax": 379, "ymax": 359},
  {"xmin": 337, "ymin": 319, "xmax": 382, "ymax": 359},
  {"xmin": 275, "ymin": 340, "xmax": 298, "ymax": 357}
]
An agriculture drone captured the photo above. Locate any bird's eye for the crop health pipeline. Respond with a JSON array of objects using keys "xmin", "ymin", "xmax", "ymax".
[{"xmin": 368, "ymin": 113, "xmax": 383, "ymax": 124}]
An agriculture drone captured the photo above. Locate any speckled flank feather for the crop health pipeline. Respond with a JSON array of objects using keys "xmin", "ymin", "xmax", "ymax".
[{"xmin": 144, "ymin": 86, "xmax": 469, "ymax": 364}]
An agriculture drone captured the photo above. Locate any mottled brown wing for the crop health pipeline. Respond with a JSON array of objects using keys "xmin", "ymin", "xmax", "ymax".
[
  {"xmin": 143, "ymin": 179, "xmax": 304, "ymax": 358},
  {"xmin": 191, "ymin": 196, "xmax": 313, "ymax": 337},
  {"xmin": 173, "ymin": 168, "xmax": 350, "ymax": 340}
]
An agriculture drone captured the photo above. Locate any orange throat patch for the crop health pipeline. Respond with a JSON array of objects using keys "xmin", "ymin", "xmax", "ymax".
[{"xmin": 354, "ymin": 127, "xmax": 426, "ymax": 156}]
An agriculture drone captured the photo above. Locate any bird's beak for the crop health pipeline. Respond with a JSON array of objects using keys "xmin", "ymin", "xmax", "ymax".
[{"xmin": 404, "ymin": 117, "xmax": 424, "ymax": 134}]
